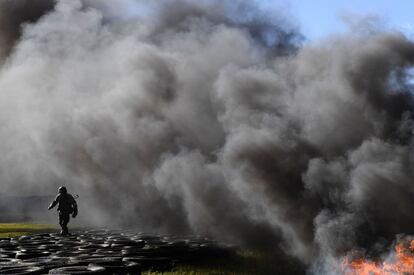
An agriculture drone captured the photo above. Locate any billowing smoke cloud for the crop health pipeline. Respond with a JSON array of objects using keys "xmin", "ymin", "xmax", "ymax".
[{"xmin": 1, "ymin": 0, "xmax": 414, "ymax": 266}]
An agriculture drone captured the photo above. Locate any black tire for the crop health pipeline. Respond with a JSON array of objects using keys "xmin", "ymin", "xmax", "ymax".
[
  {"xmin": 16, "ymin": 252, "xmax": 50, "ymax": 260},
  {"xmin": 89, "ymin": 262, "xmax": 141, "ymax": 275},
  {"xmin": 0, "ymin": 258, "xmax": 22, "ymax": 269},
  {"xmin": 122, "ymin": 257, "xmax": 173, "ymax": 271},
  {"xmin": 0, "ymin": 266, "xmax": 45, "ymax": 275},
  {"xmin": 53, "ymin": 252, "xmax": 77, "ymax": 257},
  {"xmin": 121, "ymin": 249, "xmax": 167, "ymax": 258},
  {"xmin": 48, "ymin": 265, "xmax": 106, "ymax": 274},
  {"xmin": 93, "ymin": 250, "xmax": 119, "ymax": 256},
  {"xmin": 0, "ymin": 251, "xmax": 18, "ymax": 258},
  {"xmin": 0, "ymin": 246, "xmax": 19, "ymax": 251},
  {"xmin": 21, "ymin": 257, "xmax": 69, "ymax": 270},
  {"xmin": 0, "ymin": 258, "xmax": 20, "ymax": 263}
]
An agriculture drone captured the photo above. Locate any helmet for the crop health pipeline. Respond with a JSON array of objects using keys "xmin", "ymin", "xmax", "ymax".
[{"xmin": 58, "ymin": 186, "xmax": 67, "ymax": 194}]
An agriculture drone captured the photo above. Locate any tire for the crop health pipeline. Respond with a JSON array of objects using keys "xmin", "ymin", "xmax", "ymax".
[
  {"xmin": 93, "ymin": 250, "xmax": 119, "ymax": 256},
  {"xmin": 89, "ymin": 262, "xmax": 141, "ymax": 275},
  {"xmin": 0, "ymin": 244, "xmax": 19, "ymax": 250},
  {"xmin": 121, "ymin": 248, "xmax": 166, "ymax": 258},
  {"xmin": 53, "ymin": 252, "xmax": 77, "ymax": 257},
  {"xmin": 0, "ymin": 266, "xmax": 45, "ymax": 275},
  {"xmin": 16, "ymin": 252, "xmax": 50, "ymax": 260},
  {"xmin": 21, "ymin": 257, "xmax": 69, "ymax": 269},
  {"xmin": 108, "ymin": 241, "xmax": 144, "ymax": 249},
  {"xmin": 68, "ymin": 256, "xmax": 119, "ymax": 266},
  {"xmin": 0, "ymin": 258, "xmax": 21, "ymax": 269},
  {"xmin": 0, "ymin": 251, "xmax": 18, "ymax": 258},
  {"xmin": 0, "ymin": 258, "xmax": 20, "ymax": 263},
  {"xmin": 48, "ymin": 266, "xmax": 106, "ymax": 274},
  {"xmin": 122, "ymin": 257, "xmax": 173, "ymax": 272}
]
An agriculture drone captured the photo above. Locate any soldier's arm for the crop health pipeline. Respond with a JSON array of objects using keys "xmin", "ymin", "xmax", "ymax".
[{"xmin": 48, "ymin": 195, "xmax": 59, "ymax": 210}]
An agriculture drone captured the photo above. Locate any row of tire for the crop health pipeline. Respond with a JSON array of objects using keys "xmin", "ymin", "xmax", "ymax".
[{"xmin": 0, "ymin": 230, "xmax": 234, "ymax": 274}]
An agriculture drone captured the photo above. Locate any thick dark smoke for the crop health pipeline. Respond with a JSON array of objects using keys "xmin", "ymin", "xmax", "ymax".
[
  {"xmin": 0, "ymin": 0, "xmax": 55, "ymax": 61},
  {"xmin": 1, "ymin": 0, "xmax": 414, "ymax": 267}
]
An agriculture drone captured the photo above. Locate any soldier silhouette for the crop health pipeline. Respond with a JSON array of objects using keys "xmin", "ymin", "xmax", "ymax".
[{"xmin": 48, "ymin": 186, "xmax": 78, "ymax": 235}]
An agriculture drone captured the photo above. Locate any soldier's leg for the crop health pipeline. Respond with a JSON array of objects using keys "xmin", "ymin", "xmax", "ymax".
[
  {"xmin": 59, "ymin": 212, "xmax": 65, "ymax": 235},
  {"xmin": 65, "ymin": 213, "xmax": 71, "ymax": 234},
  {"xmin": 62, "ymin": 213, "xmax": 70, "ymax": 235}
]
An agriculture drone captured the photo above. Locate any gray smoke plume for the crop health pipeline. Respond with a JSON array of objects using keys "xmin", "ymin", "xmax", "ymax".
[{"xmin": 1, "ymin": 0, "xmax": 414, "ymax": 266}]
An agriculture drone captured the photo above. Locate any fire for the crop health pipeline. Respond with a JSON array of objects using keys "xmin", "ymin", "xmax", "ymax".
[{"xmin": 342, "ymin": 239, "xmax": 414, "ymax": 274}]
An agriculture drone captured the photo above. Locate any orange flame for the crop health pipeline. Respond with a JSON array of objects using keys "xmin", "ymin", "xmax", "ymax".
[{"xmin": 342, "ymin": 239, "xmax": 414, "ymax": 274}]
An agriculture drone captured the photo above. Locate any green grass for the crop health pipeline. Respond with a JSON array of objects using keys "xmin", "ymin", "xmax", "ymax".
[
  {"xmin": 144, "ymin": 249, "xmax": 306, "ymax": 275},
  {"xmin": 0, "ymin": 223, "xmax": 56, "ymax": 238}
]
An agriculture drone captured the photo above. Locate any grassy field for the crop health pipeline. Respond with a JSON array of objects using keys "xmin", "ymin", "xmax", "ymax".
[
  {"xmin": 0, "ymin": 223, "xmax": 56, "ymax": 238},
  {"xmin": 144, "ymin": 249, "xmax": 306, "ymax": 275},
  {"xmin": 0, "ymin": 223, "xmax": 306, "ymax": 274}
]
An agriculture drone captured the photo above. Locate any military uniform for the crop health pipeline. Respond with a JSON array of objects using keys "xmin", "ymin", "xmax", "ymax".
[{"xmin": 48, "ymin": 187, "xmax": 78, "ymax": 235}]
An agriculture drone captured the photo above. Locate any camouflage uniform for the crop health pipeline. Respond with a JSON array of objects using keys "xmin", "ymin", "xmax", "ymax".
[{"xmin": 48, "ymin": 187, "xmax": 78, "ymax": 235}]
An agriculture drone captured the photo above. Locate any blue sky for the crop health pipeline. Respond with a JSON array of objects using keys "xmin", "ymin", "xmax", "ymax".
[{"xmin": 259, "ymin": 0, "xmax": 414, "ymax": 41}]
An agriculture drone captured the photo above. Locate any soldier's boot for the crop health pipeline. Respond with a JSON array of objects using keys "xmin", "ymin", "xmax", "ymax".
[{"xmin": 61, "ymin": 224, "xmax": 69, "ymax": 235}]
